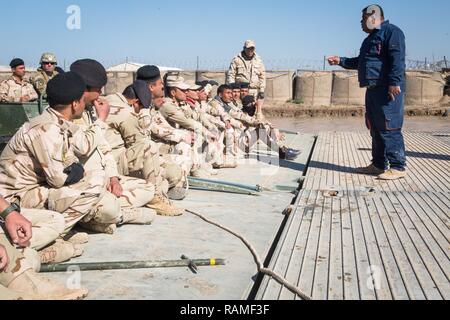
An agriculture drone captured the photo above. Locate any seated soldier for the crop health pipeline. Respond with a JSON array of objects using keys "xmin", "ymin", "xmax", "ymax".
[
  {"xmin": 230, "ymin": 82, "xmax": 243, "ymax": 109},
  {"xmin": 240, "ymin": 83, "xmax": 256, "ymax": 116},
  {"xmin": 208, "ymin": 84, "xmax": 247, "ymax": 158},
  {"xmin": 0, "ymin": 59, "xmax": 38, "ymax": 103},
  {"xmin": 136, "ymin": 66, "xmax": 194, "ymax": 198},
  {"xmin": 31, "ymin": 52, "xmax": 60, "ymax": 98},
  {"xmin": 241, "ymin": 95, "xmax": 301, "ymax": 160},
  {"xmin": 68, "ymin": 59, "xmax": 162, "ymax": 228},
  {"xmin": 0, "ymin": 72, "xmax": 118, "ymax": 264},
  {"xmin": 102, "ymin": 80, "xmax": 185, "ymax": 213},
  {"xmin": 0, "ymin": 220, "xmax": 88, "ymax": 300},
  {"xmin": 160, "ymin": 73, "xmax": 219, "ymax": 177}
]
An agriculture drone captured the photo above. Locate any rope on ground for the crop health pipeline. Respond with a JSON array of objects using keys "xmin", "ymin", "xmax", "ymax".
[{"xmin": 186, "ymin": 209, "xmax": 312, "ymax": 301}]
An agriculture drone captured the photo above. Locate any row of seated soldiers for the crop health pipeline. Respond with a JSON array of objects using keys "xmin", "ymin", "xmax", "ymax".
[{"xmin": 0, "ymin": 60, "xmax": 300, "ymax": 299}]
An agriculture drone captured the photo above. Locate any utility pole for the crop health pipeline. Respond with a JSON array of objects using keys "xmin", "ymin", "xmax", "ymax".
[
  {"xmin": 196, "ymin": 56, "xmax": 199, "ymax": 71},
  {"xmin": 323, "ymin": 56, "xmax": 326, "ymax": 71}
]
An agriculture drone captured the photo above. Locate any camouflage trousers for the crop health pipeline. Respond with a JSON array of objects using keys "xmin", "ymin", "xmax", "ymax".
[
  {"xmin": 18, "ymin": 174, "xmax": 154, "ymax": 235},
  {"xmin": 239, "ymin": 124, "xmax": 286, "ymax": 153},
  {"xmin": 0, "ymin": 234, "xmax": 33, "ymax": 290},
  {"xmin": 78, "ymin": 176, "xmax": 155, "ymax": 227},
  {"xmin": 0, "ymin": 209, "xmax": 64, "ymax": 251},
  {"xmin": 125, "ymin": 140, "xmax": 171, "ymax": 195},
  {"xmin": 158, "ymin": 140, "xmax": 192, "ymax": 185},
  {"xmin": 224, "ymin": 128, "xmax": 242, "ymax": 157}
]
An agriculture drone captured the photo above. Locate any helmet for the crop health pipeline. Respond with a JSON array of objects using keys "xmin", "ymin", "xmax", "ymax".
[{"xmin": 40, "ymin": 53, "xmax": 58, "ymax": 65}]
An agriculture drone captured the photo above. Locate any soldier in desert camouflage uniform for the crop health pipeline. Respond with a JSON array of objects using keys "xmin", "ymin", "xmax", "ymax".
[
  {"xmin": 30, "ymin": 53, "xmax": 60, "ymax": 98},
  {"xmin": 136, "ymin": 66, "xmax": 195, "ymax": 179},
  {"xmin": 0, "ymin": 223, "xmax": 88, "ymax": 300},
  {"xmin": 69, "ymin": 59, "xmax": 180, "ymax": 220},
  {"xmin": 103, "ymin": 81, "xmax": 186, "ymax": 209},
  {"xmin": 0, "ymin": 58, "xmax": 38, "ymax": 103},
  {"xmin": 227, "ymin": 40, "xmax": 266, "ymax": 100}
]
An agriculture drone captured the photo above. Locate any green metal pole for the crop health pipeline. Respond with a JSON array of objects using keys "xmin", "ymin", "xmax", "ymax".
[
  {"xmin": 40, "ymin": 258, "xmax": 226, "ymax": 273},
  {"xmin": 188, "ymin": 177, "xmax": 262, "ymax": 193}
]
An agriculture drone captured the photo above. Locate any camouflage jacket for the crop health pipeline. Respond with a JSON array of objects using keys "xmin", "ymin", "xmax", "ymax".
[
  {"xmin": 159, "ymin": 98, "xmax": 210, "ymax": 137},
  {"xmin": 31, "ymin": 68, "xmax": 59, "ymax": 96},
  {"xmin": 0, "ymin": 108, "xmax": 79, "ymax": 200},
  {"xmin": 208, "ymin": 97, "xmax": 244, "ymax": 129},
  {"xmin": 74, "ymin": 108, "xmax": 120, "ymax": 180},
  {"xmin": 0, "ymin": 76, "xmax": 38, "ymax": 103},
  {"xmin": 227, "ymin": 52, "xmax": 266, "ymax": 92},
  {"xmin": 185, "ymin": 99, "xmax": 220, "ymax": 132}
]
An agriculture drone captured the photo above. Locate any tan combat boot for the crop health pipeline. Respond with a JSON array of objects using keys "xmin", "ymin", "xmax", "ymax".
[
  {"xmin": 63, "ymin": 231, "xmax": 89, "ymax": 245},
  {"xmin": 356, "ymin": 164, "xmax": 385, "ymax": 175},
  {"xmin": 147, "ymin": 194, "xmax": 185, "ymax": 217},
  {"xmin": 378, "ymin": 169, "xmax": 407, "ymax": 181},
  {"xmin": 120, "ymin": 207, "xmax": 156, "ymax": 225},
  {"xmin": 39, "ymin": 240, "xmax": 83, "ymax": 264},
  {"xmin": 8, "ymin": 270, "xmax": 88, "ymax": 300},
  {"xmin": 79, "ymin": 221, "xmax": 117, "ymax": 235}
]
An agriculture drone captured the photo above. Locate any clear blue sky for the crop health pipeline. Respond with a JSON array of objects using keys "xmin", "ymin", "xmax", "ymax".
[{"xmin": 0, "ymin": 0, "xmax": 449, "ymax": 70}]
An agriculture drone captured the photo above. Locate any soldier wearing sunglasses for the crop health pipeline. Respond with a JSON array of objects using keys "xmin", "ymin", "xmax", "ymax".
[{"xmin": 31, "ymin": 52, "xmax": 60, "ymax": 97}]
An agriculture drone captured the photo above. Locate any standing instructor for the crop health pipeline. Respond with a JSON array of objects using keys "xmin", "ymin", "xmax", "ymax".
[{"xmin": 328, "ymin": 4, "xmax": 407, "ymax": 180}]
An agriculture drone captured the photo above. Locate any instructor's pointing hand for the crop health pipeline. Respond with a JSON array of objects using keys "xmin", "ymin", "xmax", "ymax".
[{"xmin": 327, "ymin": 56, "xmax": 340, "ymax": 66}]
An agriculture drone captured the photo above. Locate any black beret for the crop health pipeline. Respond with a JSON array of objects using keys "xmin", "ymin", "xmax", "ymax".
[
  {"xmin": 196, "ymin": 80, "xmax": 209, "ymax": 88},
  {"xmin": 230, "ymin": 83, "xmax": 241, "ymax": 90},
  {"xmin": 10, "ymin": 58, "xmax": 25, "ymax": 68},
  {"xmin": 242, "ymin": 95, "xmax": 255, "ymax": 107},
  {"xmin": 240, "ymin": 82, "xmax": 250, "ymax": 89},
  {"xmin": 137, "ymin": 65, "xmax": 161, "ymax": 82},
  {"xmin": 46, "ymin": 72, "xmax": 86, "ymax": 106},
  {"xmin": 70, "ymin": 59, "xmax": 107, "ymax": 88},
  {"xmin": 133, "ymin": 80, "xmax": 152, "ymax": 108}
]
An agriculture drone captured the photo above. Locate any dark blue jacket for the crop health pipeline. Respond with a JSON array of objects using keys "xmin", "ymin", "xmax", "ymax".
[{"xmin": 339, "ymin": 20, "xmax": 406, "ymax": 88}]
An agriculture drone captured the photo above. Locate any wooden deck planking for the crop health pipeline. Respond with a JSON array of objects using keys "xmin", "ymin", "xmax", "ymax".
[{"xmin": 258, "ymin": 131, "xmax": 450, "ymax": 300}]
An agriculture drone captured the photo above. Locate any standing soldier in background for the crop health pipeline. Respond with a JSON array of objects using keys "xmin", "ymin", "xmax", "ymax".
[
  {"xmin": 31, "ymin": 53, "xmax": 60, "ymax": 98},
  {"xmin": 227, "ymin": 40, "xmax": 266, "ymax": 118},
  {"xmin": 0, "ymin": 59, "xmax": 38, "ymax": 103},
  {"xmin": 328, "ymin": 4, "xmax": 407, "ymax": 181}
]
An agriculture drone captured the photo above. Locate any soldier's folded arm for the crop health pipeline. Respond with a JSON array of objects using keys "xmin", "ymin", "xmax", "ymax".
[
  {"xmin": 71, "ymin": 120, "xmax": 108, "ymax": 157},
  {"xmin": 387, "ymin": 28, "xmax": 406, "ymax": 87},
  {"xmin": 164, "ymin": 107, "xmax": 199, "ymax": 132},
  {"xmin": 27, "ymin": 129, "xmax": 73, "ymax": 188}
]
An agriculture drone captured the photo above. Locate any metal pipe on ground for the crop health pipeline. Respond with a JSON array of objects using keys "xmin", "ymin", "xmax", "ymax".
[
  {"xmin": 40, "ymin": 259, "xmax": 226, "ymax": 273},
  {"xmin": 188, "ymin": 177, "xmax": 262, "ymax": 193}
]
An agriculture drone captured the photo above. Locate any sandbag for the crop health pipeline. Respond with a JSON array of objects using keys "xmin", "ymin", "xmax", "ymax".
[
  {"xmin": 331, "ymin": 71, "xmax": 366, "ymax": 106},
  {"xmin": 294, "ymin": 71, "xmax": 332, "ymax": 107},
  {"xmin": 265, "ymin": 71, "xmax": 294, "ymax": 102},
  {"xmin": 405, "ymin": 71, "xmax": 445, "ymax": 105}
]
